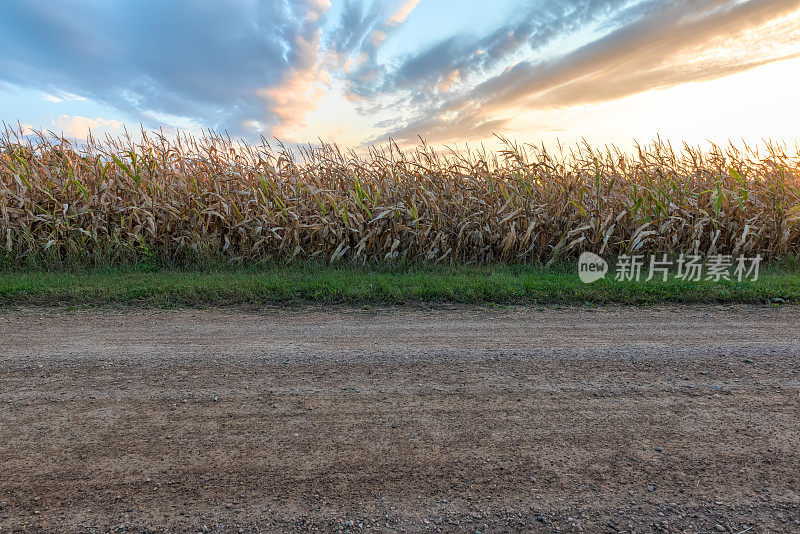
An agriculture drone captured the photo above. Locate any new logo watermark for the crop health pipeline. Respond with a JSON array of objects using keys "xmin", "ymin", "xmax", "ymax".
[
  {"xmin": 578, "ymin": 252, "xmax": 609, "ymax": 283},
  {"xmin": 577, "ymin": 253, "xmax": 762, "ymax": 283}
]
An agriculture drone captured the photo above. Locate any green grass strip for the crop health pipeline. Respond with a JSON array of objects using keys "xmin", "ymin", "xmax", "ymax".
[{"xmin": 0, "ymin": 263, "xmax": 799, "ymax": 307}]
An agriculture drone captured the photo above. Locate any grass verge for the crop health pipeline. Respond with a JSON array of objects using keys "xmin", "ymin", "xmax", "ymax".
[{"xmin": 0, "ymin": 263, "xmax": 799, "ymax": 307}]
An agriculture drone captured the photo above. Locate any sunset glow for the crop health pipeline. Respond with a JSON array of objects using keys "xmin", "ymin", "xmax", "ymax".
[{"xmin": 1, "ymin": 0, "xmax": 798, "ymax": 150}]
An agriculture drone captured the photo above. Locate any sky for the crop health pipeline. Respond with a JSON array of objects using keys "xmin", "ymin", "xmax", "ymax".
[{"xmin": 1, "ymin": 0, "xmax": 799, "ymax": 151}]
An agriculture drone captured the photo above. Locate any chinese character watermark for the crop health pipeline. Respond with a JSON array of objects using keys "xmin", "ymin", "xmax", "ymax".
[{"xmin": 577, "ymin": 252, "xmax": 762, "ymax": 284}]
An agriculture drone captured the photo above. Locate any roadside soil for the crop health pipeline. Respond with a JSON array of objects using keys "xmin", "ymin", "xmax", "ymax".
[{"xmin": 1, "ymin": 304, "xmax": 799, "ymax": 533}]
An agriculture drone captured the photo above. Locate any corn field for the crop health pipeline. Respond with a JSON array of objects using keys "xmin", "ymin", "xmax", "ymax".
[{"xmin": 1, "ymin": 126, "xmax": 800, "ymax": 267}]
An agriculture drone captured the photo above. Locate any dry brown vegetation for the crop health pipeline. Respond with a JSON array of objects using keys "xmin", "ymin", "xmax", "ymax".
[{"xmin": 1, "ymin": 125, "xmax": 799, "ymax": 266}]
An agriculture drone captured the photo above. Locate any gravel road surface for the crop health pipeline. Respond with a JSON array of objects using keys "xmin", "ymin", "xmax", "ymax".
[{"xmin": 1, "ymin": 305, "xmax": 799, "ymax": 532}]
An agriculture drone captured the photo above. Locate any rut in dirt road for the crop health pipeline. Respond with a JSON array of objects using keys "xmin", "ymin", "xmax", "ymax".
[{"xmin": 1, "ymin": 305, "xmax": 799, "ymax": 532}]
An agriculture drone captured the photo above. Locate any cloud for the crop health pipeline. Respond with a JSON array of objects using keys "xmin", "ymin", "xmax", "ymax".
[
  {"xmin": 437, "ymin": 70, "xmax": 461, "ymax": 93},
  {"xmin": 43, "ymin": 92, "xmax": 86, "ymax": 103},
  {"xmin": 52, "ymin": 115, "xmax": 123, "ymax": 139},
  {"xmin": 327, "ymin": 0, "xmax": 426, "ymax": 103},
  {"xmin": 259, "ymin": 32, "xmax": 329, "ymax": 140},
  {"xmin": 3, "ymin": 0, "xmax": 797, "ymax": 147},
  {"xmin": 385, "ymin": 0, "xmax": 422, "ymax": 26},
  {"xmin": 375, "ymin": 0, "xmax": 800, "ymax": 145},
  {"xmin": 256, "ymin": 0, "xmax": 333, "ymax": 140},
  {"xmin": 328, "ymin": 0, "xmax": 387, "ymax": 55},
  {"xmin": 0, "ymin": 0, "xmax": 330, "ymax": 136},
  {"xmin": 345, "ymin": 0, "xmax": 628, "ymax": 102}
]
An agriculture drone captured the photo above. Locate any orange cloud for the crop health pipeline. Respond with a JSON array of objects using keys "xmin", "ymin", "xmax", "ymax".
[
  {"xmin": 52, "ymin": 115, "xmax": 124, "ymax": 139},
  {"xmin": 437, "ymin": 69, "xmax": 461, "ymax": 92},
  {"xmin": 258, "ymin": 1, "xmax": 332, "ymax": 141},
  {"xmin": 386, "ymin": 0, "xmax": 422, "ymax": 27}
]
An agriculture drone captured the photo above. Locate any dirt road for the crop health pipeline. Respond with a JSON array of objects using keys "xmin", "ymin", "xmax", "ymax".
[{"xmin": 1, "ymin": 305, "xmax": 799, "ymax": 533}]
